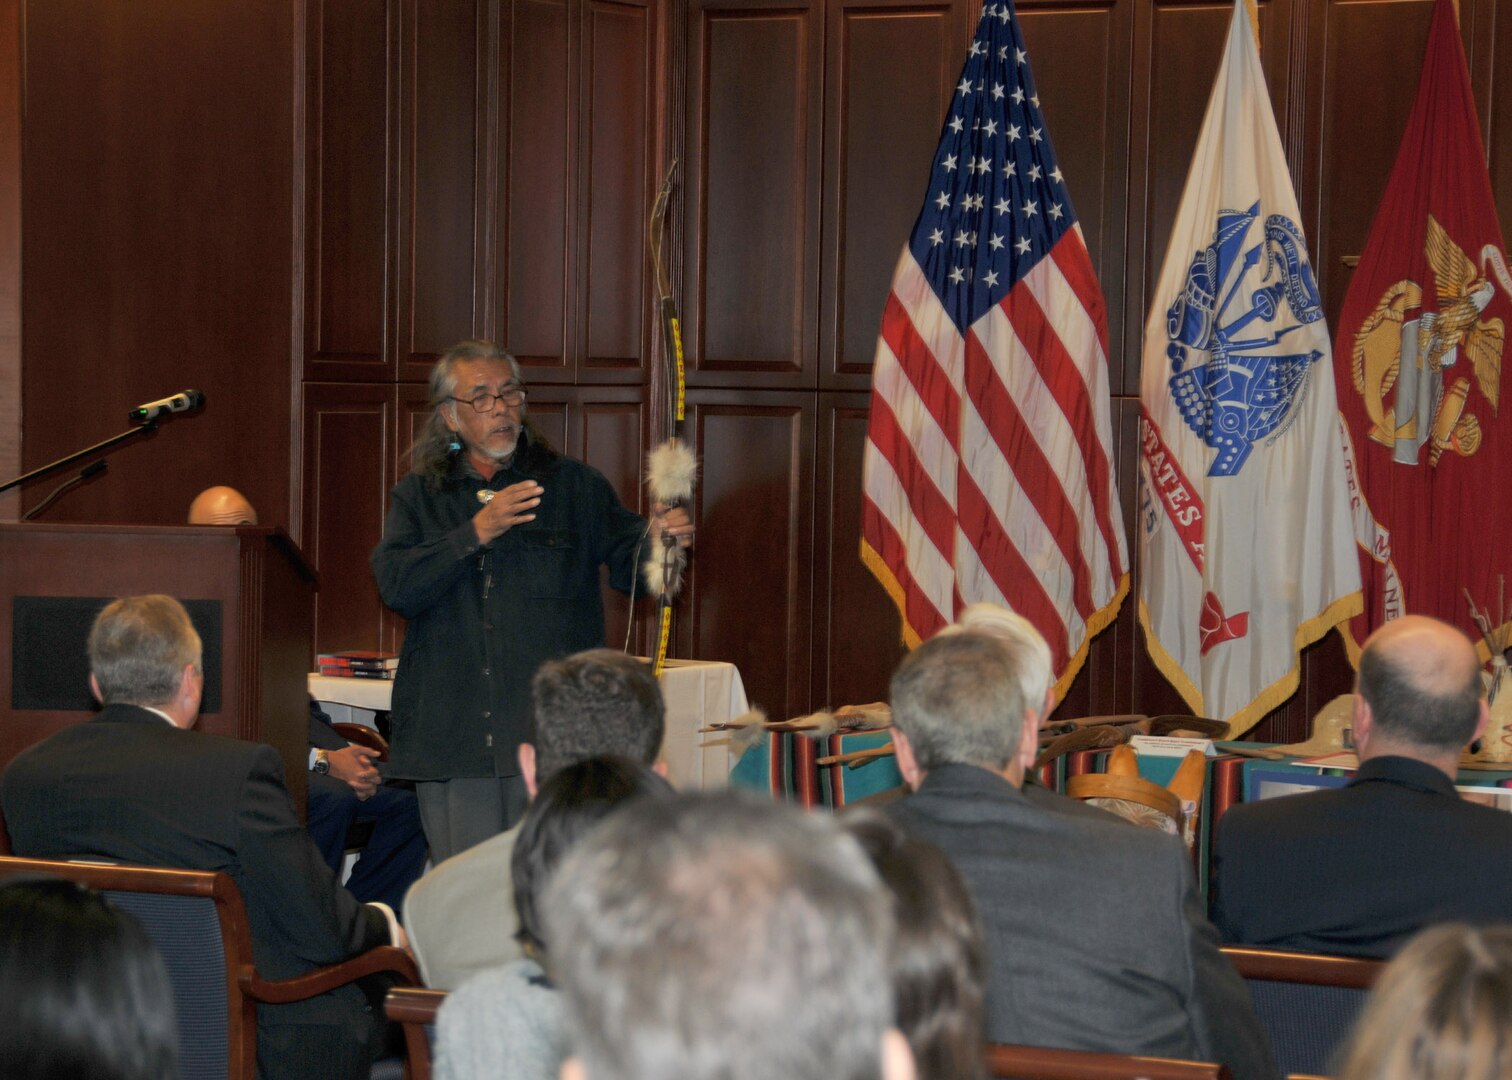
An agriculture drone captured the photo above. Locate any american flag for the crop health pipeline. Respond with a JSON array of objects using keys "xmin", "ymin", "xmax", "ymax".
[{"xmin": 861, "ymin": 0, "xmax": 1128, "ymax": 692}]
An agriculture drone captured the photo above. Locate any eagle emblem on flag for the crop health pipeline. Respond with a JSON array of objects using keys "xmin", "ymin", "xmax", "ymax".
[
  {"xmin": 1351, "ymin": 214, "xmax": 1507, "ymax": 466},
  {"xmin": 1162, "ymin": 203, "xmax": 1326, "ymax": 477}
]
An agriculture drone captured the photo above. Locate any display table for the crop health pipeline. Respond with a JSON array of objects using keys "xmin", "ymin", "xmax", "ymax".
[{"xmin": 309, "ymin": 658, "xmax": 749, "ymax": 791}]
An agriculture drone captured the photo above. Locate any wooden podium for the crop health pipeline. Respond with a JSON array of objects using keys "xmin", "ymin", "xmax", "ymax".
[{"xmin": 0, "ymin": 524, "xmax": 317, "ymax": 811}]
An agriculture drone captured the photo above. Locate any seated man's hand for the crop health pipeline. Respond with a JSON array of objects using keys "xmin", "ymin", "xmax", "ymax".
[{"xmin": 328, "ymin": 745, "xmax": 381, "ymax": 800}]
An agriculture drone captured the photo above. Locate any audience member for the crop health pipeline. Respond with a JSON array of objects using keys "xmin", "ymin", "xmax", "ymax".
[
  {"xmin": 1211, "ymin": 615, "xmax": 1512, "ymax": 958},
  {"xmin": 545, "ymin": 791, "xmax": 916, "ymax": 1080},
  {"xmin": 843, "ymin": 810, "xmax": 986, "ymax": 1080},
  {"xmin": 188, "ymin": 485, "xmax": 429, "ymax": 913},
  {"xmin": 433, "ymin": 757, "xmax": 672, "ymax": 1080},
  {"xmin": 942, "ymin": 603, "xmax": 1116, "ymax": 820},
  {"xmin": 1337, "ymin": 923, "xmax": 1512, "ymax": 1080},
  {"xmin": 404, "ymin": 648, "xmax": 666, "ymax": 988},
  {"xmin": 0, "ymin": 877, "xmax": 179, "ymax": 1080},
  {"xmin": 0, "ymin": 595, "xmax": 403, "ymax": 1080},
  {"xmin": 885, "ymin": 632, "xmax": 1276, "ymax": 1080},
  {"xmin": 306, "ymin": 698, "xmax": 428, "ymax": 914}
]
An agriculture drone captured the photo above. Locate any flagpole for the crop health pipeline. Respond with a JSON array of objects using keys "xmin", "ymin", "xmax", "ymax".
[{"xmin": 1243, "ymin": 0, "xmax": 1259, "ymax": 48}]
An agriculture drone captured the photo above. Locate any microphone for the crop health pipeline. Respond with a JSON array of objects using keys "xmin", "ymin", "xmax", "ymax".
[{"xmin": 128, "ymin": 390, "xmax": 206, "ymax": 424}]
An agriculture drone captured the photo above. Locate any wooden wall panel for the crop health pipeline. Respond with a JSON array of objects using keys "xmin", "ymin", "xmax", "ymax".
[
  {"xmin": 0, "ymin": 0, "xmax": 17, "ymax": 523},
  {"xmin": 400, "ymin": 0, "xmax": 484, "ymax": 371},
  {"xmin": 820, "ymin": 0, "xmax": 966, "ymax": 388},
  {"xmin": 16, "ymin": 0, "xmax": 1512, "ymax": 736},
  {"xmin": 524, "ymin": 395, "xmax": 571, "ymax": 452},
  {"xmin": 301, "ymin": 384, "xmax": 396, "ymax": 654},
  {"xmin": 686, "ymin": 1, "xmax": 821, "ymax": 386},
  {"xmin": 21, "ymin": 0, "xmax": 295, "ymax": 529},
  {"xmin": 575, "ymin": 393, "xmax": 653, "ymax": 653},
  {"xmin": 681, "ymin": 393, "xmax": 814, "ymax": 720},
  {"xmin": 575, "ymin": 396, "xmax": 648, "ymax": 507},
  {"xmin": 501, "ymin": 0, "xmax": 576, "ymax": 373},
  {"xmin": 813, "ymin": 393, "xmax": 907, "ymax": 707},
  {"xmin": 1310, "ymin": 0, "xmax": 1434, "ymax": 323},
  {"xmin": 305, "ymin": 0, "xmax": 395, "ymax": 377},
  {"xmin": 1491, "ymin": 0, "xmax": 1512, "ymax": 241},
  {"xmin": 582, "ymin": 0, "xmax": 654, "ymax": 377}
]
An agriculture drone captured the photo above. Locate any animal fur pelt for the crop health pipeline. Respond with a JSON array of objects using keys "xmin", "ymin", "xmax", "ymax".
[{"xmin": 644, "ymin": 438, "xmax": 698, "ymax": 597}]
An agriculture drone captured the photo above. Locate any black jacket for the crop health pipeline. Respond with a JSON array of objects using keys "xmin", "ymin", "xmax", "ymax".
[
  {"xmin": 371, "ymin": 433, "xmax": 646, "ymax": 780},
  {"xmin": 1211, "ymin": 754, "xmax": 1512, "ymax": 958},
  {"xmin": 0, "ymin": 704, "xmax": 391, "ymax": 1078}
]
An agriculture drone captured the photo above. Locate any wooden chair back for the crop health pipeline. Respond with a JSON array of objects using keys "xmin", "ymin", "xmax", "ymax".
[
  {"xmin": 385, "ymin": 986, "xmax": 446, "ymax": 1080},
  {"xmin": 1222, "ymin": 945, "xmax": 1385, "ymax": 1077},
  {"xmin": 0, "ymin": 855, "xmax": 418, "ymax": 1080},
  {"xmin": 0, "ymin": 855, "xmax": 256, "ymax": 1080},
  {"xmin": 985, "ymin": 1042, "xmax": 1231, "ymax": 1079}
]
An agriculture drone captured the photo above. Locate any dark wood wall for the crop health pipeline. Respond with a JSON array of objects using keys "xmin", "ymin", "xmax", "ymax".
[{"xmin": 10, "ymin": 0, "xmax": 1512, "ymax": 741}]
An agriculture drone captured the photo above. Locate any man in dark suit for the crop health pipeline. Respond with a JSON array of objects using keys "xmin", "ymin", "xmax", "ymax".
[
  {"xmin": 0, "ymin": 595, "xmax": 404, "ymax": 1080},
  {"xmin": 885, "ymin": 632, "xmax": 1276, "ymax": 1080},
  {"xmin": 189, "ymin": 485, "xmax": 428, "ymax": 913},
  {"xmin": 1211, "ymin": 614, "xmax": 1512, "ymax": 959},
  {"xmin": 306, "ymin": 698, "xmax": 428, "ymax": 914}
]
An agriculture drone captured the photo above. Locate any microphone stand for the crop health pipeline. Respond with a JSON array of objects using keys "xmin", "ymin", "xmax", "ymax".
[
  {"xmin": 22, "ymin": 459, "xmax": 109, "ymax": 521},
  {"xmin": 0, "ymin": 420, "xmax": 157, "ymax": 496}
]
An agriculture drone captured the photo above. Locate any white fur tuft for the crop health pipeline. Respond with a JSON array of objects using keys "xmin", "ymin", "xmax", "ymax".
[
  {"xmin": 727, "ymin": 708, "xmax": 769, "ymax": 752},
  {"xmin": 647, "ymin": 438, "xmax": 699, "ymax": 504},
  {"xmin": 643, "ymin": 544, "xmax": 687, "ymax": 599}
]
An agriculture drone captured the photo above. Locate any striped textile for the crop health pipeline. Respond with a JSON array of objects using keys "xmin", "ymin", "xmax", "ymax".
[{"xmin": 861, "ymin": 0, "xmax": 1128, "ymax": 694}]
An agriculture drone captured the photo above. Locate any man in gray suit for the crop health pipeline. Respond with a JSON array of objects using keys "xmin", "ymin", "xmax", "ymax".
[
  {"xmin": 886, "ymin": 632, "xmax": 1277, "ymax": 1080},
  {"xmin": 402, "ymin": 648, "xmax": 666, "ymax": 988}
]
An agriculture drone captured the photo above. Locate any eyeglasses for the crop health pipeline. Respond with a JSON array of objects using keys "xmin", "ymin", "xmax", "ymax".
[{"xmin": 450, "ymin": 387, "xmax": 527, "ymax": 412}]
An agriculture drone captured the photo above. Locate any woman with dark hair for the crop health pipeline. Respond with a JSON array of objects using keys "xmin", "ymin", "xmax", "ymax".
[
  {"xmin": 434, "ymin": 756, "xmax": 672, "ymax": 1080},
  {"xmin": 843, "ymin": 809, "xmax": 988, "ymax": 1080},
  {"xmin": 0, "ymin": 877, "xmax": 179, "ymax": 1080}
]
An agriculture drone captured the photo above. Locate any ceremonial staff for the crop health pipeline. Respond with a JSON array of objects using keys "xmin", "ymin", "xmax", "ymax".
[{"xmin": 645, "ymin": 159, "xmax": 696, "ymax": 675}]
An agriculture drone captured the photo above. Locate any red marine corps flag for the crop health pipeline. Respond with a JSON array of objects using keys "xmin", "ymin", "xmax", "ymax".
[
  {"xmin": 1334, "ymin": 0, "xmax": 1512, "ymax": 656},
  {"xmin": 860, "ymin": 0, "xmax": 1128, "ymax": 698}
]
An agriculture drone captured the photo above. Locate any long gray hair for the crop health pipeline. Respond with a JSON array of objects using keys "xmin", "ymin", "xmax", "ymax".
[{"xmin": 411, "ymin": 340, "xmax": 523, "ymax": 482}]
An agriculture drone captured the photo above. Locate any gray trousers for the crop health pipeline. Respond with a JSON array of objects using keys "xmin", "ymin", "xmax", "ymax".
[{"xmin": 415, "ymin": 775, "xmax": 529, "ymax": 864}]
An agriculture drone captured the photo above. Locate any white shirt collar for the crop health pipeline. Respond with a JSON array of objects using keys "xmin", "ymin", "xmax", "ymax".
[{"xmin": 141, "ymin": 706, "xmax": 179, "ymax": 727}]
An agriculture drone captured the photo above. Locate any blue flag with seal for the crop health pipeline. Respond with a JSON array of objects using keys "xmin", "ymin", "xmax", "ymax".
[{"xmin": 1137, "ymin": 0, "xmax": 1361, "ymax": 734}]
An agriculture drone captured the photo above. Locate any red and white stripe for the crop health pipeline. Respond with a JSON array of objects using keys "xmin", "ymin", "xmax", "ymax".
[{"xmin": 862, "ymin": 226, "xmax": 1128, "ymax": 684}]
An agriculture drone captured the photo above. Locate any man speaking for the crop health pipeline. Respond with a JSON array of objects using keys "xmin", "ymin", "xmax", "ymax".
[{"xmin": 371, "ymin": 340, "xmax": 692, "ymax": 862}]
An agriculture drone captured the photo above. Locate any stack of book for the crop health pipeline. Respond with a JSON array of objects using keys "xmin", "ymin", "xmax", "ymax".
[{"xmin": 317, "ymin": 651, "xmax": 399, "ymax": 680}]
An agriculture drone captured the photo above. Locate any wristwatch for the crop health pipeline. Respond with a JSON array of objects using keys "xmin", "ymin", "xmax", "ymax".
[{"xmin": 313, "ymin": 749, "xmax": 331, "ymax": 775}]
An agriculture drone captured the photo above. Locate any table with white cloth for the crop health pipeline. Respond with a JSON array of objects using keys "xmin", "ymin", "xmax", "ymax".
[{"xmin": 308, "ymin": 658, "xmax": 749, "ymax": 790}]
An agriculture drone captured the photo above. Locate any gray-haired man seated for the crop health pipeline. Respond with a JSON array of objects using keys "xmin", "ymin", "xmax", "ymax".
[
  {"xmin": 545, "ymin": 791, "xmax": 917, "ymax": 1080},
  {"xmin": 885, "ymin": 631, "xmax": 1277, "ymax": 1080},
  {"xmin": 1, "ymin": 595, "xmax": 404, "ymax": 1080}
]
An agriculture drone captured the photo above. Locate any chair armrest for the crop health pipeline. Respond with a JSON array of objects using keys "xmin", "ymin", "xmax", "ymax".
[
  {"xmin": 386, "ymin": 987, "xmax": 445, "ymax": 1080},
  {"xmin": 241, "ymin": 945, "xmax": 420, "ymax": 1004},
  {"xmin": 1222, "ymin": 945, "xmax": 1384, "ymax": 988},
  {"xmin": 385, "ymin": 986, "xmax": 446, "ymax": 1025},
  {"xmin": 332, "ymin": 722, "xmax": 390, "ymax": 761}
]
